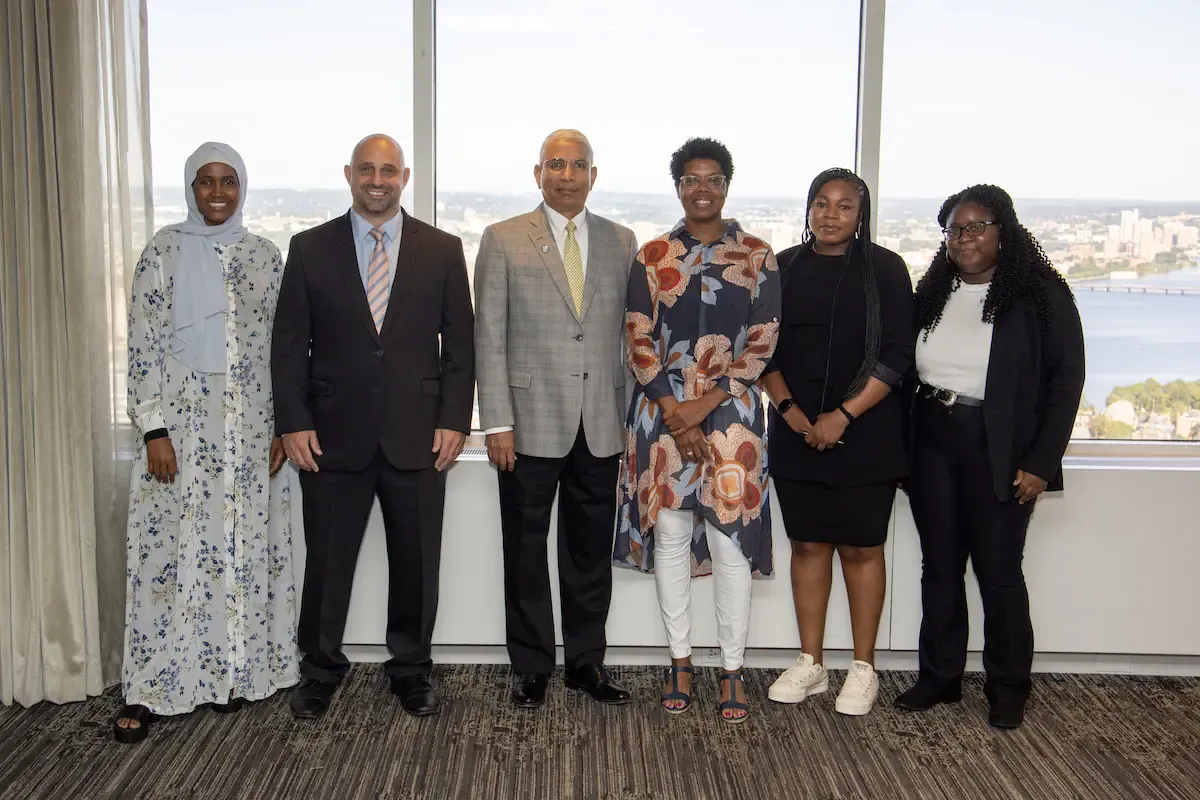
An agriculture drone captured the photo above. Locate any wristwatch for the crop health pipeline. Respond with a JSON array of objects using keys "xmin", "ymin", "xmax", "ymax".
[{"xmin": 777, "ymin": 398, "xmax": 795, "ymax": 416}]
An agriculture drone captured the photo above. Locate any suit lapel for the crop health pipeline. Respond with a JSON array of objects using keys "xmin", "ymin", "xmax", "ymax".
[
  {"xmin": 528, "ymin": 207, "xmax": 578, "ymax": 319},
  {"xmin": 333, "ymin": 212, "xmax": 381, "ymax": 343},
  {"xmin": 984, "ymin": 307, "xmax": 1020, "ymax": 407},
  {"xmin": 379, "ymin": 210, "xmax": 419, "ymax": 337},
  {"xmin": 580, "ymin": 212, "xmax": 606, "ymax": 321}
]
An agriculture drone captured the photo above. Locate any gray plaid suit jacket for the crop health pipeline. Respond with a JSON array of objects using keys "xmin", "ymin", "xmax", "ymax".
[{"xmin": 474, "ymin": 205, "xmax": 638, "ymax": 459}]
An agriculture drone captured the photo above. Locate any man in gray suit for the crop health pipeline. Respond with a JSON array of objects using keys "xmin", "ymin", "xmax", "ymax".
[{"xmin": 474, "ymin": 129, "xmax": 637, "ymax": 708}]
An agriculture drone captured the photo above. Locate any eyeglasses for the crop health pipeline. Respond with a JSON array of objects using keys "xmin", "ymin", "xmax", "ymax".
[
  {"xmin": 679, "ymin": 174, "xmax": 727, "ymax": 191},
  {"xmin": 543, "ymin": 158, "xmax": 591, "ymax": 173},
  {"xmin": 942, "ymin": 220, "xmax": 998, "ymax": 241}
]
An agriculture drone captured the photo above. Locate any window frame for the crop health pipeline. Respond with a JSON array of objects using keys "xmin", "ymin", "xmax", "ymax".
[{"xmin": 409, "ymin": 0, "xmax": 1196, "ymax": 455}]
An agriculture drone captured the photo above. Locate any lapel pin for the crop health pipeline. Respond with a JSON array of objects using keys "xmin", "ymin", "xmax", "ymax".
[{"xmin": 541, "ymin": 244, "xmax": 550, "ymax": 253}]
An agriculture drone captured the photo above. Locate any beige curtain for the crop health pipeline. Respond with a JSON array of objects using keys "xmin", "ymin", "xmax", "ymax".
[{"xmin": 0, "ymin": 0, "xmax": 151, "ymax": 706}]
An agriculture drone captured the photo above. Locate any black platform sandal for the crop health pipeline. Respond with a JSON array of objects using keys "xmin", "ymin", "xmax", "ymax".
[
  {"xmin": 210, "ymin": 697, "xmax": 247, "ymax": 714},
  {"xmin": 113, "ymin": 704, "xmax": 158, "ymax": 744}
]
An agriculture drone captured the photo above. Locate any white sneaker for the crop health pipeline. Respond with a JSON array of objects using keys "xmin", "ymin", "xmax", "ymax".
[
  {"xmin": 835, "ymin": 660, "xmax": 879, "ymax": 716},
  {"xmin": 768, "ymin": 653, "xmax": 829, "ymax": 704}
]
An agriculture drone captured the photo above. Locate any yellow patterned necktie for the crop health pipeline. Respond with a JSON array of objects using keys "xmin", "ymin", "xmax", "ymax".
[{"xmin": 563, "ymin": 219, "xmax": 584, "ymax": 315}]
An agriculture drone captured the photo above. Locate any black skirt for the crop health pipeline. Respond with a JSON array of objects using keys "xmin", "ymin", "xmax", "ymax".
[{"xmin": 773, "ymin": 478, "xmax": 895, "ymax": 547}]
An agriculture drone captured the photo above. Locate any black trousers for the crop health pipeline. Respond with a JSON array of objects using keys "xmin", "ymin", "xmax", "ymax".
[
  {"xmin": 498, "ymin": 425, "xmax": 620, "ymax": 675},
  {"xmin": 909, "ymin": 398, "xmax": 1035, "ymax": 704},
  {"xmin": 298, "ymin": 449, "xmax": 445, "ymax": 682}
]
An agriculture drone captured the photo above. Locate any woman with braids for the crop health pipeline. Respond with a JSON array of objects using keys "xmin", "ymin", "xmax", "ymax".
[
  {"xmin": 761, "ymin": 169, "xmax": 914, "ymax": 716},
  {"xmin": 615, "ymin": 137, "xmax": 780, "ymax": 724},
  {"xmin": 893, "ymin": 184, "xmax": 1084, "ymax": 730}
]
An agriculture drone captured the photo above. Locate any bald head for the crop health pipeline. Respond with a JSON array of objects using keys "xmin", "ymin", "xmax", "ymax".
[
  {"xmin": 350, "ymin": 133, "xmax": 405, "ymax": 169},
  {"xmin": 345, "ymin": 133, "xmax": 410, "ymax": 224}
]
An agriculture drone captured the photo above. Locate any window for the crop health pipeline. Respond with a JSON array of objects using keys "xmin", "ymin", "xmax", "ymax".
[
  {"xmin": 147, "ymin": 0, "xmax": 415, "ymax": 261},
  {"xmin": 435, "ymin": 0, "xmax": 861, "ymax": 276},
  {"xmin": 878, "ymin": 0, "xmax": 1200, "ymax": 441}
]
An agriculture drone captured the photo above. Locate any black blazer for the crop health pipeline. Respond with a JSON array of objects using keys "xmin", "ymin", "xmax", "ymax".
[
  {"xmin": 271, "ymin": 210, "xmax": 475, "ymax": 472},
  {"xmin": 913, "ymin": 278, "xmax": 1085, "ymax": 501}
]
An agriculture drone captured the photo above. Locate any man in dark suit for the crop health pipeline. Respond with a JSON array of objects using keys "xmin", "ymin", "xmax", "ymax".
[{"xmin": 271, "ymin": 134, "xmax": 473, "ymax": 718}]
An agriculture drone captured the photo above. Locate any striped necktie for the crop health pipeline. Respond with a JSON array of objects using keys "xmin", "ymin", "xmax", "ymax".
[
  {"xmin": 563, "ymin": 219, "xmax": 584, "ymax": 315},
  {"xmin": 366, "ymin": 227, "xmax": 390, "ymax": 331}
]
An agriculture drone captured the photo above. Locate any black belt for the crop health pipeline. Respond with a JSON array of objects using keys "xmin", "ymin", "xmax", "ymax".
[{"xmin": 918, "ymin": 383, "xmax": 984, "ymax": 408}]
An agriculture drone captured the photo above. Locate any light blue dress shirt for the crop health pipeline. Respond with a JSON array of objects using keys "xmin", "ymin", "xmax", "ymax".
[{"xmin": 349, "ymin": 208, "xmax": 402, "ymax": 293}]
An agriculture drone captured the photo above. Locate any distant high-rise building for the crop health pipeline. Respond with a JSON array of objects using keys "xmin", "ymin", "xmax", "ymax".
[
  {"xmin": 1139, "ymin": 231, "xmax": 1161, "ymax": 261},
  {"xmin": 1104, "ymin": 225, "xmax": 1121, "ymax": 259},
  {"xmin": 1162, "ymin": 221, "xmax": 1181, "ymax": 246},
  {"xmin": 1120, "ymin": 209, "xmax": 1139, "ymax": 243},
  {"xmin": 1176, "ymin": 226, "xmax": 1199, "ymax": 248}
]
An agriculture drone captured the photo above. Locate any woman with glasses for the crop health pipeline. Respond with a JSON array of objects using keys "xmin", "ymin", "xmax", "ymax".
[
  {"xmin": 614, "ymin": 137, "xmax": 780, "ymax": 724},
  {"xmin": 760, "ymin": 168, "xmax": 914, "ymax": 716},
  {"xmin": 894, "ymin": 184, "xmax": 1084, "ymax": 729}
]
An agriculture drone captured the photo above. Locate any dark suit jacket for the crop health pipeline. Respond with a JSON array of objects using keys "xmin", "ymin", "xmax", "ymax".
[
  {"xmin": 909, "ymin": 277, "xmax": 1085, "ymax": 501},
  {"xmin": 271, "ymin": 210, "xmax": 475, "ymax": 472}
]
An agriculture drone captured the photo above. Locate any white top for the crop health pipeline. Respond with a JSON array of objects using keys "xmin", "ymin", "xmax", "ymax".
[
  {"xmin": 543, "ymin": 203, "xmax": 589, "ymax": 278},
  {"xmin": 915, "ymin": 280, "xmax": 994, "ymax": 399},
  {"xmin": 483, "ymin": 204, "xmax": 591, "ymax": 437}
]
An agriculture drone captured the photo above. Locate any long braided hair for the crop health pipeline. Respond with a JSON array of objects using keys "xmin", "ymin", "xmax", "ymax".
[
  {"xmin": 915, "ymin": 184, "xmax": 1073, "ymax": 338},
  {"xmin": 795, "ymin": 167, "xmax": 882, "ymax": 400}
]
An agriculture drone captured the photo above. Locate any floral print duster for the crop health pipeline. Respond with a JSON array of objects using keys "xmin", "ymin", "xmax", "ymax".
[
  {"xmin": 124, "ymin": 230, "xmax": 299, "ymax": 715},
  {"xmin": 614, "ymin": 220, "xmax": 781, "ymax": 577}
]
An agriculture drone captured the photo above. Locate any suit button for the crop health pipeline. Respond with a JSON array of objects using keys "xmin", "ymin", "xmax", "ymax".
[
  {"xmin": 373, "ymin": 349, "xmax": 384, "ymax": 356},
  {"xmin": 575, "ymin": 334, "xmax": 583, "ymax": 341},
  {"xmin": 583, "ymin": 372, "xmax": 589, "ymax": 380}
]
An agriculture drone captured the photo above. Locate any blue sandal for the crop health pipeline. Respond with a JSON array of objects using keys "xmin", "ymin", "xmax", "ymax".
[
  {"xmin": 718, "ymin": 671, "xmax": 749, "ymax": 724},
  {"xmin": 661, "ymin": 665, "xmax": 695, "ymax": 714}
]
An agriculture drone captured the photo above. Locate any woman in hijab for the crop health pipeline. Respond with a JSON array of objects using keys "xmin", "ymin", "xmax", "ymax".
[{"xmin": 114, "ymin": 143, "xmax": 298, "ymax": 743}]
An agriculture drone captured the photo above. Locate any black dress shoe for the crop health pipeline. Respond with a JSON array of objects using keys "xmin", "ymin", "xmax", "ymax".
[
  {"xmin": 391, "ymin": 675, "xmax": 440, "ymax": 717},
  {"xmin": 988, "ymin": 700, "xmax": 1026, "ymax": 730},
  {"xmin": 893, "ymin": 680, "xmax": 963, "ymax": 712},
  {"xmin": 565, "ymin": 663, "xmax": 632, "ymax": 705},
  {"xmin": 512, "ymin": 674, "xmax": 549, "ymax": 708},
  {"xmin": 290, "ymin": 679, "xmax": 338, "ymax": 718}
]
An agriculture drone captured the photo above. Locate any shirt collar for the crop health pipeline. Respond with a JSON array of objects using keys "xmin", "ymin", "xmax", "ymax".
[
  {"xmin": 542, "ymin": 203, "xmax": 588, "ymax": 238},
  {"xmin": 350, "ymin": 208, "xmax": 402, "ymax": 243},
  {"xmin": 670, "ymin": 217, "xmax": 742, "ymax": 245}
]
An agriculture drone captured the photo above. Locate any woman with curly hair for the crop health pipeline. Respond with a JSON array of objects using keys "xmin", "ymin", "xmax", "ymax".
[
  {"xmin": 613, "ymin": 137, "xmax": 781, "ymax": 724},
  {"xmin": 893, "ymin": 185, "xmax": 1085, "ymax": 730}
]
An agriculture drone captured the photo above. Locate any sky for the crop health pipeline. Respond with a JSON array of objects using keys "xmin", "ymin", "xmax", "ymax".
[{"xmin": 147, "ymin": 0, "xmax": 1199, "ymax": 200}]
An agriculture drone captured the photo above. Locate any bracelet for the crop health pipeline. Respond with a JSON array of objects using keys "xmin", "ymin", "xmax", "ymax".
[{"xmin": 837, "ymin": 404, "xmax": 856, "ymax": 424}]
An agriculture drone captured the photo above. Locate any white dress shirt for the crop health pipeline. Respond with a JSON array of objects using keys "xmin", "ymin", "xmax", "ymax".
[
  {"xmin": 484, "ymin": 204, "xmax": 590, "ymax": 437},
  {"xmin": 915, "ymin": 279, "xmax": 994, "ymax": 399}
]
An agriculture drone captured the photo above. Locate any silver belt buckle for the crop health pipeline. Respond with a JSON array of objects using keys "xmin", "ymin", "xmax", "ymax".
[{"xmin": 936, "ymin": 388, "xmax": 957, "ymax": 407}]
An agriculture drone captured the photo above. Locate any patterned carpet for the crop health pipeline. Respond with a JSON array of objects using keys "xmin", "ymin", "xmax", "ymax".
[{"xmin": 0, "ymin": 664, "xmax": 1197, "ymax": 800}]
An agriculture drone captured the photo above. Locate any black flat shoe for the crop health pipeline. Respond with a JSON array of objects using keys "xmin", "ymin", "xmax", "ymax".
[
  {"xmin": 988, "ymin": 700, "xmax": 1026, "ymax": 730},
  {"xmin": 565, "ymin": 663, "xmax": 632, "ymax": 705},
  {"xmin": 512, "ymin": 674, "xmax": 549, "ymax": 708},
  {"xmin": 391, "ymin": 675, "xmax": 440, "ymax": 717},
  {"xmin": 210, "ymin": 697, "xmax": 247, "ymax": 714},
  {"xmin": 893, "ymin": 680, "xmax": 963, "ymax": 712},
  {"xmin": 289, "ymin": 679, "xmax": 338, "ymax": 719},
  {"xmin": 113, "ymin": 704, "xmax": 159, "ymax": 744}
]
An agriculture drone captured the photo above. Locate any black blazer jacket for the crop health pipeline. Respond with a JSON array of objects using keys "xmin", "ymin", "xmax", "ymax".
[
  {"xmin": 912, "ymin": 277, "xmax": 1086, "ymax": 501},
  {"xmin": 271, "ymin": 210, "xmax": 475, "ymax": 472}
]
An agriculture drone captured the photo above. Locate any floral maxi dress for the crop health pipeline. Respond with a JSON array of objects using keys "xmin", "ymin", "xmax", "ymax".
[
  {"xmin": 613, "ymin": 220, "xmax": 781, "ymax": 577},
  {"xmin": 124, "ymin": 230, "xmax": 299, "ymax": 715}
]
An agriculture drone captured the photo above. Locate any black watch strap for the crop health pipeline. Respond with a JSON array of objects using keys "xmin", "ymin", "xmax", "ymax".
[
  {"xmin": 838, "ymin": 403, "xmax": 856, "ymax": 423},
  {"xmin": 143, "ymin": 428, "xmax": 169, "ymax": 443},
  {"xmin": 777, "ymin": 398, "xmax": 795, "ymax": 415}
]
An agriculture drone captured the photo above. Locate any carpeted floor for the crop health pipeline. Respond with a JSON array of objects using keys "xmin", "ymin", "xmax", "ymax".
[{"xmin": 1, "ymin": 665, "xmax": 1198, "ymax": 800}]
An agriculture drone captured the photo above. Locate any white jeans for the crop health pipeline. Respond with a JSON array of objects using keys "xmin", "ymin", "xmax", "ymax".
[{"xmin": 653, "ymin": 507, "xmax": 751, "ymax": 672}]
